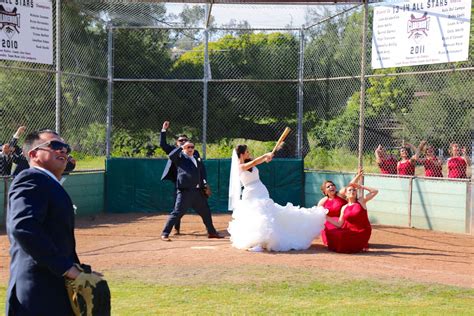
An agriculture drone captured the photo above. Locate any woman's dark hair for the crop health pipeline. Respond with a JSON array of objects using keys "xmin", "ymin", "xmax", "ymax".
[
  {"xmin": 236, "ymin": 144, "xmax": 247, "ymax": 158},
  {"xmin": 320, "ymin": 180, "xmax": 336, "ymax": 196},
  {"xmin": 400, "ymin": 146, "xmax": 412, "ymax": 157},
  {"xmin": 236, "ymin": 144, "xmax": 252, "ymax": 172}
]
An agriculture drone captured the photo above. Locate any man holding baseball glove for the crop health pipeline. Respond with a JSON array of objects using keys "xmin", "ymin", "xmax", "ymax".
[
  {"xmin": 6, "ymin": 129, "xmax": 110, "ymax": 316},
  {"xmin": 161, "ymin": 140, "xmax": 223, "ymax": 241}
]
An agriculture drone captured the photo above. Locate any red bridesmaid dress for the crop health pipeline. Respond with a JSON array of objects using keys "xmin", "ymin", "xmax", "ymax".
[
  {"xmin": 397, "ymin": 160, "xmax": 415, "ymax": 175},
  {"xmin": 325, "ymin": 202, "xmax": 372, "ymax": 253},
  {"xmin": 378, "ymin": 156, "xmax": 397, "ymax": 175},
  {"xmin": 422, "ymin": 157, "xmax": 443, "ymax": 177},
  {"xmin": 447, "ymin": 157, "xmax": 467, "ymax": 179},
  {"xmin": 321, "ymin": 195, "xmax": 347, "ymax": 245}
]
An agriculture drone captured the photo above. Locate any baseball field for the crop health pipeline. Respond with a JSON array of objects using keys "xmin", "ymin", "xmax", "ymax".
[{"xmin": 1, "ymin": 213, "xmax": 473, "ymax": 315}]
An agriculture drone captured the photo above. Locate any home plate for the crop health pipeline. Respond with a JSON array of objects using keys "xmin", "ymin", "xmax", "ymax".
[{"xmin": 191, "ymin": 246, "xmax": 217, "ymax": 250}]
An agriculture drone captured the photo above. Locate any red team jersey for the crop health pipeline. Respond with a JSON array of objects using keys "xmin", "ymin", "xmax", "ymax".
[
  {"xmin": 447, "ymin": 157, "xmax": 467, "ymax": 179},
  {"xmin": 422, "ymin": 157, "xmax": 443, "ymax": 177},
  {"xmin": 397, "ymin": 160, "xmax": 415, "ymax": 176},
  {"xmin": 378, "ymin": 156, "xmax": 397, "ymax": 175}
]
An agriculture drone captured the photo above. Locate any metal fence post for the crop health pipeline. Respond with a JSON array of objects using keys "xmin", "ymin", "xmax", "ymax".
[
  {"xmin": 106, "ymin": 24, "xmax": 114, "ymax": 159},
  {"xmin": 55, "ymin": 0, "xmax": 62, "ymax": 133},
  {"xmin": 357, "ymin": 1, "xmax": 368, "ymax": 172},
  {"xmin": 408, "ymin": 177, "xmax": 413, "ymax": 227},
  {"xmin": 202, "ymin": 14, "xmax": 210, "ymax": 159},
  {"xmin": 466, "ymin": 182, "xmax": 472, "ymax": 235},
  {"xmin": 469, "ymin": 134, "xmax": 473, "ymax": 234},
  {"xmin": 297, "ymin": 26, "xmax": 305, "ymax": 159}
]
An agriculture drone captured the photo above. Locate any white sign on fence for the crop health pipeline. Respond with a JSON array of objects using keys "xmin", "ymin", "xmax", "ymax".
[
  {"xmin": 372, "ymin": 0, "xmax": 472, "ymax": 69},
  {"xmin": 0, "ymin": 0, "xmax": 53, "ymax": 65}
]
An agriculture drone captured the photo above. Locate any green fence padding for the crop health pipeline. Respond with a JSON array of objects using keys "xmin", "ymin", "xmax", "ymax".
[
  {"xmin": 62, "ymin": 172, "xmax": 105, "ymax": 216},
  {"xmin": 0, "ymin": 173, "xmax": 104, "ymax": 227},
  {"xmin": 217, "ymin": 160, "xmax": 231, "ymax": 210},
  {"xmin": 203, "ymin": 159, "xmax": 221, "ymax": 211},
  {"xmin": 263, "ymin": 159, "xmax": 304, "ymax": 206},
  {"xmin": 411, "ymin": 178, "xmax": 467, "ymax": 233},
  {"xmin": 106, "ymin": 158, "xmax": 175, "ymax": 213},
  {"xmin": 106, "ymin": 158, "xmax": 304, "ymax": 214},
  {"xmin": 304, "ymin": 171, "xmax": 470, "ymax": 234},
  {"xmin": 364, "ymin": 176, "xmax": 411, "ymax": 227},
  {"xmin": 304, "ymin": 171, "xmax": 357, "ymax": 207}
]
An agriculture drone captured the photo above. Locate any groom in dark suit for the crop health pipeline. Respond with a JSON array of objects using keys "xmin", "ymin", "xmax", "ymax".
[
  {"xmin": 161, "ymin": 141, "xmax": 223, "ymax": 241},
  {"xmin": 160, "ymin": 120, "xmax": 201, "ymax": 234},
  {"xmin": 6, "ymin": 129, "xmax": 88, "ymax": 315}
]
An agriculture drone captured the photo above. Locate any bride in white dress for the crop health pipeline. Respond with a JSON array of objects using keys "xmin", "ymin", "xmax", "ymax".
[{"xmin": 227, "ymin": 145, "xmax": 327, "ymax": 252}]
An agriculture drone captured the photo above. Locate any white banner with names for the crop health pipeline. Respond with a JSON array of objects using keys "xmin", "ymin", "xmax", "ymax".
[
  {"xmin": 372, "ymin": 0, "xmax": 472, "ymax": 69},
  {"xmin": 0, "ymin": 0, "xmax": 53, "ymax": 65}
]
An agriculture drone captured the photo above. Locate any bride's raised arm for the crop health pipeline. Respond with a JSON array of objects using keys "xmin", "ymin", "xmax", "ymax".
[{"xmin": 240, "ymin": 152, "xmax": 273, "ymax": 171}]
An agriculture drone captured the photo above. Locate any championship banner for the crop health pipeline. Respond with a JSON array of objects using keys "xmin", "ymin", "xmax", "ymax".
[
  {"xmin": 0, "ymin": 0, "xmax": 53, "ymax": 65},
  {"xmin": 371, "ymin": 0, "xmax": 472, "ymax": 69}
]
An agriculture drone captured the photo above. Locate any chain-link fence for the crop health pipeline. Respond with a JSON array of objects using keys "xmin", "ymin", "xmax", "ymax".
[{"xmin": 0, "ymin": 1, "xmax": 472, "ymax": 180}]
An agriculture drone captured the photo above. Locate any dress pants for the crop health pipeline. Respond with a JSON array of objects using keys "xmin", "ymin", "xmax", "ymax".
[{"xmin": 162, "ymin": 188, "xmax": 217, "ymax": 236}]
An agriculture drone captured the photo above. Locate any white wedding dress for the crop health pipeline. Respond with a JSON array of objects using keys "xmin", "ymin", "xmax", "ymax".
[{"xmin": 227, "ymin": 166, "xmax": 326, "ymax": 252}]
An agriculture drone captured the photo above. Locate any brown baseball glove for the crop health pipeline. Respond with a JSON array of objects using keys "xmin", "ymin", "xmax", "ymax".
[
  {"xmin": 65, "ymin": 263, "xmax": 111, "ymax": 316},
  {"xmin": 202, "ymin": 185, "xmax": 212, "ymax": 198}
]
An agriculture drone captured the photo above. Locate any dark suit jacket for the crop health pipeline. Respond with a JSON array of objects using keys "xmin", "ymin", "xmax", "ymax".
[
  {"xmin": 169, "ymin": 147, "xmax": 207, "ymax": 189},
  {"xmin": 0, "ymin": 151, "xmax": 13, "ymax": 176},
  {"xmin": 0, "ymin": 137, "xmax": 19, "ymax": 176},
  {"xmin": 6, "ymin": 168, "xmax": 79, "ymax": 315},
  {"xmin": 6, "ymin": 137, "xmax": 29, "ymax": 176},
  {"xmin": 160, "ymin": 130, "xmax": 200, "ymax": 182}
]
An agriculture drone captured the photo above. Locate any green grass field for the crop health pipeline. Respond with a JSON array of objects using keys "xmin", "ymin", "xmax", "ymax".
[{"xmin": 1, "ymin": 267, "xmax": 472, "ymax": 315}]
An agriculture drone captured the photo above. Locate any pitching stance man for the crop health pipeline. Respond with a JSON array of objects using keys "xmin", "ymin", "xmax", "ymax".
[
  {"xmin": 161, "ymin": 141, "xmax": 223, "ymax": 241},
  {"xmin": 6, "ymin": 129, "xmax": 109, "ymax": 316}
]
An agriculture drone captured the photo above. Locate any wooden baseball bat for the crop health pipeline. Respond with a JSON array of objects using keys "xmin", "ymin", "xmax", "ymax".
[{"xmin": 272, "ymin": 127, "xmax": 291, "ymax": 154}]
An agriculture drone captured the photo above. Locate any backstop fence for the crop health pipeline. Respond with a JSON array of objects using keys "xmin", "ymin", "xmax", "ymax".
[{"xmin": 0, "ymin": 0, "xmax": 472, "ymax": 178}]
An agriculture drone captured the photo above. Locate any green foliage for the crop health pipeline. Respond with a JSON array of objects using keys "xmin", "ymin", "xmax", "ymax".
[
  {"xmin": 66, "ymin": 122, "xmax": 107, "ymax": 155},
  {"xmin": 111, "ymin": 129, "xmax": 165, "ymax": 158},
  {"xmin": 205, "ymin": 138, "xmax": 275, "ymax": 159},
  {"xmin": 114, "ymin": 28, "xmax": 173, "ymax": 79},
  {"xmin": 396, "ymin": 81, "xmax": 473, "ymax": 150},
  {"xmin": 303, "ymin": 146, "xmax": 379, "ymax": 173},
  {"xmin": 366, "ymin": 68, "xmax": 412, "ymax": 113},
  {"xmin": 310, "ymin": 92, "xmax": 360, "ymax": 149}
]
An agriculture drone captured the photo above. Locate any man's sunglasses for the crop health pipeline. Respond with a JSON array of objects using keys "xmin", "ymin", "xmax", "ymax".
[
  {"xmin": 32, "ymin": 140, "xmax": 71, "ymax": 154},
  {"xmin": 177, "ymin": 138, "xmax": 188, "ymax": 143},
  {"xmin": 185, "ymin": 146, "xmax": 195, "ymax": 149}
]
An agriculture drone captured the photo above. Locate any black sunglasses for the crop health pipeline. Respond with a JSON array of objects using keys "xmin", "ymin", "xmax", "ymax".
[
  {"xmin": 32, "ymin": 140, "xmax": 71, "ymax": 154},
  {"xmin": 185, "ymin": 146, "xmax": 195, "ymax": 149},
  {"xmin": 177, "ymin": 138, "xmax": 188, "ymax": 143}
]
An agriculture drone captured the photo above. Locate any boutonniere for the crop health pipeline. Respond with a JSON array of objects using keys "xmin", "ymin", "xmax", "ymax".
[{"xmin": 197, "ymin": 157, "xmax": 201, "ymax": 162}]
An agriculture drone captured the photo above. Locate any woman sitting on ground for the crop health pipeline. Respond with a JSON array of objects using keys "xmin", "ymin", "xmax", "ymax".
[
  {"xmin": 324, "ymin": 183, "xmax": 378, "ymax": 253},
  {"xmin": 317, "ymin": 169, "xmax": 363, "ymax": 246}
]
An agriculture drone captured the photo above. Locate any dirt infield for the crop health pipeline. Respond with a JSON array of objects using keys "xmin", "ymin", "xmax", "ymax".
[{"xmin": 1, "ymin": 213, "xmax": 472, "ymax": 288}]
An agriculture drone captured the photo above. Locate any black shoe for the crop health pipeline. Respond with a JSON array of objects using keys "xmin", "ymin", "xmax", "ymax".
[
  {"xmin": 208, "ymin": 233, "xmax": 224, "ymax": 239},
  {"xmin": 174, "ymin": 229, "xmax": 181, "ymax": 236}
]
